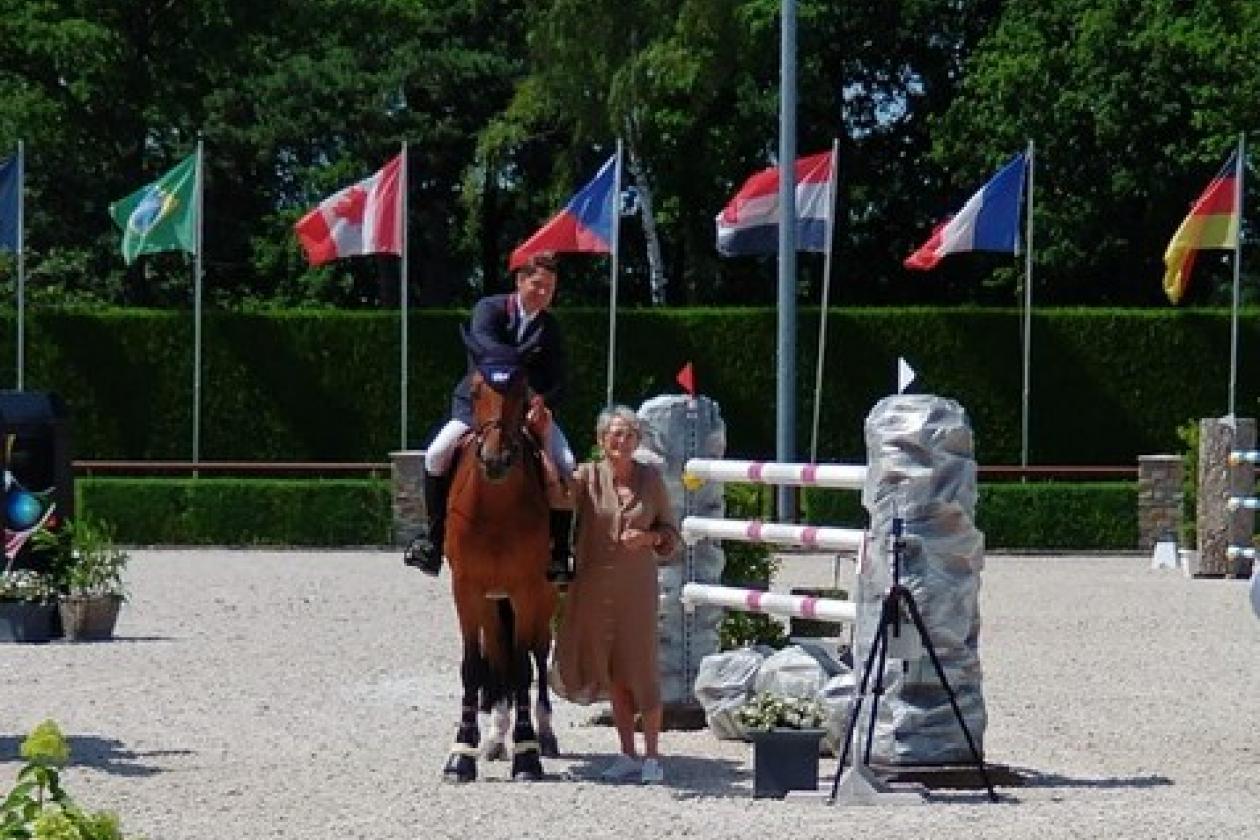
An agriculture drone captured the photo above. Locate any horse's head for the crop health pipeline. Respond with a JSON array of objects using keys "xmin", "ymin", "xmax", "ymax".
[{"xmin": 463, "ymin": 327, "xmax": 533, "ymax": 482}]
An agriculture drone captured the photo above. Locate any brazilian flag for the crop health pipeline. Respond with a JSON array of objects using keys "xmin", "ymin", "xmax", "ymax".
[{"xmin": 108, "ymin": 153, "xmax": 198, "ymax": 265}]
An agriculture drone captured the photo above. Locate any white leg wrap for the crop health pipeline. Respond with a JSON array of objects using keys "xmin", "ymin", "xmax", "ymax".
[{"xmin": 425, "ymin": 419, "xmax": 471, "ymax": 474}]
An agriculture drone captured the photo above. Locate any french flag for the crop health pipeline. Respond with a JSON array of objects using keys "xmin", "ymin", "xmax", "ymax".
[
  {"xmin": 510, "ymin": 154, "xmax": 617, "ymax": 270},
  {"xmin": 905, "ymin": 153, "xmax": 1027, "ymax": 271},
  {"xmin": 715, "ymin": 150, "xmax": 834, "ymax": 256}
]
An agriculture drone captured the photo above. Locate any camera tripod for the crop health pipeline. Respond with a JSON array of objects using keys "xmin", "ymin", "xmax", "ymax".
[{"xmin": 829, "ymin": 516, "xmax": 997, "ymax": 804}]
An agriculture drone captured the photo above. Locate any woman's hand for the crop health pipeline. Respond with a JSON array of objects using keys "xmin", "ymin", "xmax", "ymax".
[{"xmin": 619, "ymin": 527, "xmax": 659, "ymax": 551}]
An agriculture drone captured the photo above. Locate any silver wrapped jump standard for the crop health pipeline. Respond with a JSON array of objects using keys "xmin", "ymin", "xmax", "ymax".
[{"xmin": 859, "ymin": 394, "xmax": 986, "ymax": 764}]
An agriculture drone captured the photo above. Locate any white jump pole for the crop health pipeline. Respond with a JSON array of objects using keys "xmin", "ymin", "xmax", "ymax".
[
  {"xmin": 1228, "ymin": 497, "xmax": 1260, "ymax": 512},
  {"xmin": 1229, "ymin": 450, "xmax": 1260, "ymax": 466},
  {"xmin": 1227, "ymin": 546, "xmax": 1258, "ymax": 560},
  {"xmin": 681, "ymin": 582, "xmax": 857, "ymax": 624},
  {"xmin": 682, "ymin": 515, "xmax": 865, "ymax": 552},
  {"xmin": 684, "ymin": 458, "xmax": 866, "ymax": 489}
]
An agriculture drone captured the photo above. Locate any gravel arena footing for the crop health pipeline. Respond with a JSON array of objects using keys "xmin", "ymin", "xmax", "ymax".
[{"xmin": 2, "ymin": 550, "xmax": 1257, "ymax": 839}]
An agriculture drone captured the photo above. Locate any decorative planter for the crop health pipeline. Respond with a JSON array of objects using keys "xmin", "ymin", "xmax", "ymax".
[
  {"xmin": 58, "ymin": 595, "xmax": 122, "ymax": 642},
  {"xmin": 0, "ymin": 601, "xmax": 58, "ymax": 643},
  {"xmin": 749, "ymin": 728, "xmax": 826, "ymax": 798}
]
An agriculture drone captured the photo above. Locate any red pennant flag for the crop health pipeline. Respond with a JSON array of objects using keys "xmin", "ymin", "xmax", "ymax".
[{"xmin": 676, "ymin": 362, "xmax": 696, "ymax": 396}]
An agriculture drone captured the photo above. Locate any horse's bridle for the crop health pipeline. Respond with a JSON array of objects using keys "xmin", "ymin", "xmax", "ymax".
[{"xmin": 471, "ymin": 376, "xmax": 532, "ymax": 481}]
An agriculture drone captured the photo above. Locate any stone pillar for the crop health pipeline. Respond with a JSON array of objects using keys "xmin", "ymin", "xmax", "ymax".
[
  {"xmin": 1137, "ymin": 455, "xmax": 1183, "ymax": 550},
  {"xmin": 390, "ymin": 450, "xmax": 427, "ymax": 548},
  {"xmin": 1196, "ymin": 418, "xmax": 1255, "ymax": 577},
  {"xmin": 862, "ymin": 394, "xmax": 986, "ymax": 765},
  {"xmin": 638, "ymin": 394, "xmax": 726, "ymax": 711}
]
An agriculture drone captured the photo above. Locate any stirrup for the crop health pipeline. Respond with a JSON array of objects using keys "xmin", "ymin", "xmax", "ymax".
[{"xmin": 403, "ymin": 535, "xmax": 443, "ymax": 576}]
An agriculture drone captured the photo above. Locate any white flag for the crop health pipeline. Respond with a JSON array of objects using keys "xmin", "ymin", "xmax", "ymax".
[{"xmin": 897, "ymin": 357, "xmax": 916, "ymax": 394}]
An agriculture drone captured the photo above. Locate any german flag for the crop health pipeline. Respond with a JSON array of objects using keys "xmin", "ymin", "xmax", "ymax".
[{"xmin": 1163, "ymin": 151, "xmax": 1241, "ymax": 304}]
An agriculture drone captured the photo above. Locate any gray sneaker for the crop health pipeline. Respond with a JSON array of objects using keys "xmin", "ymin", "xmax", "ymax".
[
  {"xmin": 640, "ymin": 757, "xmax": 664, "ymax": 785},
  {"xmin": 599, "ymin": 754, "xmax": 641, "ymax": 782}
]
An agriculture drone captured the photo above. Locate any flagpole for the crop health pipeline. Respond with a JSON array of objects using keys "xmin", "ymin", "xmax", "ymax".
[
  {"xmin": 193, "ymin": 137, "xmax": 204, "ymax": 466},
  {"xmin": 15, "ymin": 140, "xmax": 24, "ymax": 391},
  {"xmin": 777, "ymin": 0, "xmax": 798, "ymax": 520},
  {"xmin": 1021, "ymin": 140, "xmax": 1034, "ymax": 468},
  {"xmin": 1229, "ymin": 132, "xmax": 1245, "ymax": 418},
  {"xmin": 809, "ymin": 140, "xmax": 838, "ymax": 464},
  {"xmin": 605, "ymin": 140, "xmax": 623, "ymax": 409},
  {"xmin": 400, "ymin": 142, "xmax": 409, "ymax": 450}
]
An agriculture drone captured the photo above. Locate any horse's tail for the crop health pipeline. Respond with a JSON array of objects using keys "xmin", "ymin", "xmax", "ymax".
[{"xmin": 480, "ymin": 597, "xmax": 516, "ymax": 707}]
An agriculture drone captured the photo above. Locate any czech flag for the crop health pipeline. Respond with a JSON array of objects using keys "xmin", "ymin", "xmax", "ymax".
[
  {"xmin": 715, "ymin": 150, "xmax": 834, "ymax": 256},
  {"xmin": 510, "ymin": 154, "xmax": 617, "ymax": 270},
  {"xmin": 905, "ymin": 153, "xmax": 1027, "ymax": 271},
  {"xmin": 1162, "ymin": 151, "xmax": 1241, "ymax": 305}
]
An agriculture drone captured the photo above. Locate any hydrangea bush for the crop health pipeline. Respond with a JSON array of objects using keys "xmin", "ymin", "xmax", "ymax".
[{"xmin": 1, "ymin": 719, "xmax": 133, "ymax": 839}]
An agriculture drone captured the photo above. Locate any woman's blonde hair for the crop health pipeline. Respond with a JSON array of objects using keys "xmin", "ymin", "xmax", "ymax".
[{"xmin": 595, "ymin": 404, "xmax": 641, "ymax": 440}]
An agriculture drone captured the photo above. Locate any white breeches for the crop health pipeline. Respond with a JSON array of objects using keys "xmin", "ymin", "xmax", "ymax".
[{"xmin": 424, "ymin": 418, "xmax": 575, "ymax": 477}]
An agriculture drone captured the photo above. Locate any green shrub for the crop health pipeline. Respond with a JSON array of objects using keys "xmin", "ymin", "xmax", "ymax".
[
  {"xmin": 977, "ymin": 482, "xmax": 1137, "ymax": 550},
  {"xmin": 0, "ymin": 307, "xmax": 1249, "ymax": 464},
  {"xmin": 76, "ymin": 478, "xmax": 391, "ymax": 546}
]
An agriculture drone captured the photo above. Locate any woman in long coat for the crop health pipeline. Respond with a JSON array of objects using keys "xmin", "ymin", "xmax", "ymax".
[{"xmin": 548, "ymin": 405, "xmax": 680, "ymax": 785}]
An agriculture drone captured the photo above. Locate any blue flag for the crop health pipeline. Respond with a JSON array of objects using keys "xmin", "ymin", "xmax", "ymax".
[{"xmin": 0, "ymin": 155, "xmax": 17, "ymax": 252}]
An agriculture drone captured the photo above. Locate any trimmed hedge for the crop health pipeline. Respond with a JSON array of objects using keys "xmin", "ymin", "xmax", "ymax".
[
  {"xmin": 1, "ymin": 307, "xmax": 1253, "ymax": 466},
  {"xmin": 801, "ymin": 481, "xmax": 1137, "ymax": 550},
  {"xmin": 74, "ymin": 477, "xmax": 1135, "ymax": 550},
  {"xmin": 76, "ymin": 478, "xmax": 391, "ymax": 546}
]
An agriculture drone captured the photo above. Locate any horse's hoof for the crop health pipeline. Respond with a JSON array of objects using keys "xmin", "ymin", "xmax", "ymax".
[
  {"xmin": 511, "ymin": 753, "xmax": 543, "ymax": 781},
  {"xmin": 539, "ymin": 731, "xmax": 560, "ymax": 759},
  {"xmin": 483, "ymin": 741, "xmax": 508, "ymax": 761},
  {"xmin": 442, "ymin": 754, "xmax": 477, "ymax": 783}
]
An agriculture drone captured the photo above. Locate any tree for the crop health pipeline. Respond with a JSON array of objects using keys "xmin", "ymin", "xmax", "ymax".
[{"xmin": 929, "ymin": 0, "xmax": 1260, "ymax": 305}]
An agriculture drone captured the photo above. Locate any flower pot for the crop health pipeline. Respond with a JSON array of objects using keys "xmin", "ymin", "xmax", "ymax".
[
  {"xmin": 749, "ymin": 728, "xmax": 826, "ymax": 798},
  {"xmin": 58, "ymin": 595, "xmax": 122, "ymax": 642},
  {"xmin": 0, "ymin": 601, "xmax": 58, "ymax": 643}
]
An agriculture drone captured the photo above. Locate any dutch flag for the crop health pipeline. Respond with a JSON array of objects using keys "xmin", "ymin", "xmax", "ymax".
[
  {"xmin": 715, "ymin": 151, "xmax": 834, "ymax": 256},
  {"xmin": 905, "ymin": 153, "xmax": 1027, "ymax": 271}
]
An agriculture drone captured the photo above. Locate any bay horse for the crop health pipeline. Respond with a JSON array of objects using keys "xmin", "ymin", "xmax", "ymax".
[{"xmin": 441, "ymin": 331, "xmax": 559, "ymax": 783}]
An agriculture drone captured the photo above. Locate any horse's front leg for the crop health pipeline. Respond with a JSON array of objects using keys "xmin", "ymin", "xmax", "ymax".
[
  {"xmin": 532, "ymin": 644, "xmax": 559, "ymax": 758},
  {"xmin": 510, "ymin": 641, "xmax": 543, "ymax": 781},
  {"xmin": 444, "ymin": 600, "xmax": 483, "ymax": 782}
]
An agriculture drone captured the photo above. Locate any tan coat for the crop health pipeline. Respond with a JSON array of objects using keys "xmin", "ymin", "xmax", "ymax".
[{"xmin": 550, "ymin": 458, "xmax": 680, "ymax": 713}]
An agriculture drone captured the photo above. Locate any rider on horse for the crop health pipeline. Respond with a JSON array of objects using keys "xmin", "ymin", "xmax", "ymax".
[{"xmin": 406, "ymin": 252, "xmax": 576, "ymax": 582}]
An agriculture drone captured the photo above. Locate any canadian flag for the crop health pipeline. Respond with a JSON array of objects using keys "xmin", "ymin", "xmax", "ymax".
[{"xmin": 295, "ymin": 154, "xmax": 403, "ymax": 265}]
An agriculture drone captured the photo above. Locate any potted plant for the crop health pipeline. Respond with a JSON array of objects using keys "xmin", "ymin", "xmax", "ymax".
[
  {"xmin": 737, "ymin": 692, "xmax": 829, "ymax": 798},
  {"xmin": 0, "ymin": 567, "xmax": 58, "ymax": 643},
  {"xmin": 37, "ymin": 516, "xmax": 129, "ymax": 642}
]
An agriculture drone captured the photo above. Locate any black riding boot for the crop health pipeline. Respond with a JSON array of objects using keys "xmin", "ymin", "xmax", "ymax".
[
  {"xmin": 546, "ymin": 509, "xmax": 575, "ymax": 584},
  {"xmin": 403, "ymin": 470, "xmax": 451, "ymax": 576}
]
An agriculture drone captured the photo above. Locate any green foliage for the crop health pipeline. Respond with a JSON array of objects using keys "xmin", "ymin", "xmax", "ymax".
[
  {"xmin": 75, "ymin": 478, "xmax": 391, "ymax": 546},
  {"xmin": 3, "ymin": 720, "xmax": 130, "ymax": 840},
  {"xmin": 34, "ymin": 517, "xmax": 130, "ymax": 599},
  {"xmin": 1175, "ymin": 419, "xmax": 1200, "ymax": 546},
  {"xmin": 0, "ymin": 571, "xmax": 56, "ymax": 605},
  {"xmin": 977, "ymin": 482, "xmax": 1138, "ymax": 550},
  {"xmin": 717, "ymin": 482, "xmax": 785, "ymax": 649},
  {"xmin": 932, "ymin": 0, "xmax": 1260, "ymax": 304},
  {"xmin": 2, "ymin": 306, "xmax": 1247, "ymax": 465}
]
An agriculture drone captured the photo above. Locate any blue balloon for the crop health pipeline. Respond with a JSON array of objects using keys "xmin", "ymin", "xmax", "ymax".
[{"xmin": 6, "ymin": 490, "xmax": 42, "ymax": 530}]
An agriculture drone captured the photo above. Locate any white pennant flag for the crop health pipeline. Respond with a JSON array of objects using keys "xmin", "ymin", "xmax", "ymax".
[{"xmin": 897, "ymin": 357, "xmax": 916, "ymax": 394}]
